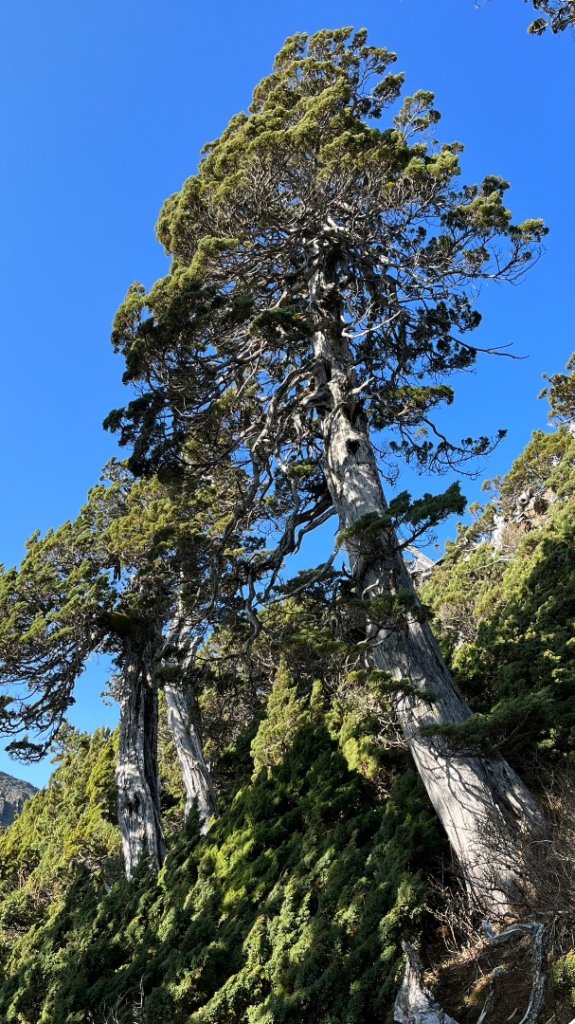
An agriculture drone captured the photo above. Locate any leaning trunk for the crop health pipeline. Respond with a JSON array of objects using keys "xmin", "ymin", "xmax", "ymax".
[
  {"xmin": 116, "ymin": 628, "xmax": 166, "ymax": 877},
  {"xmin": 309, "ymin": 253, "xmax": 544, "ymax": 918},
  {"xmin": 164, "ymin": 679, "xmax": 218, "ymax": 831}
]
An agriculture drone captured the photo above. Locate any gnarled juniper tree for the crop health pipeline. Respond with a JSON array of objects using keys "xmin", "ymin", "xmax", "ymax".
[
  {"xmin": 0, "ymin": 469, "xmax": 169, "ymax": 873},
  {"xmin": 108, "ymin": 28, "xmax": 548, "ymax": 916},
  {"xmin": 0, "ymin": 460, "xmax": 249, "ymax": 874}
]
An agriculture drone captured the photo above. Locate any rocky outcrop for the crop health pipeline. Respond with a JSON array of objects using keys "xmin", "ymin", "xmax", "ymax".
[
  {"xmin": 0, "ymin": 771, "xmax": 37, "ymax": 827},
  {"xmin": 492, "ymin": 486, "xmax": 556, "ymax": 552}
]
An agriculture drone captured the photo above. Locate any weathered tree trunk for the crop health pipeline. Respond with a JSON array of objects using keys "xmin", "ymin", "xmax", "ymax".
[
  {"xmin": 164, "ymin": 679, "xmax": 218, "ymax": 831},
  {"xmin": 394, "ymin": 943, "xmax": 458, "ymax": 1024},
  {"xmin": 116, "ymin": 628, "xmax": 166, "ymax": 877},
  {"xmin": 164, "ymin": 614, "xmax": 218, "ymax": 832},
  {"xmin": 309, "ymin": 248, "xmax": 545, "ymax": 918},
  {"xmin": 394, "ymin": 924, "xmax": 548, "ymax": 1024}
]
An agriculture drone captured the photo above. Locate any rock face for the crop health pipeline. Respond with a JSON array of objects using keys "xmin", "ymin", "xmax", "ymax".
[
  {"xmin": 0, "ymin": 771, "xmax": 37, "ymax": 827},
  {"xmin": 492, "ymin": 486, "xmax": 556, "ymax": 552}
]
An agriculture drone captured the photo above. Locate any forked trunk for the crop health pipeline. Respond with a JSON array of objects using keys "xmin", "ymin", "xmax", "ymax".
[
  {"xmin": 309, "ymin": 254, "xmax": 544, "ymax": 918},
  {"xmin": 116, "ymin": 629, "xmax": 166, "ymax": 877},
  {"xmin": 164, "ymin": 679, "xmax": 218, "ymax": 831}
]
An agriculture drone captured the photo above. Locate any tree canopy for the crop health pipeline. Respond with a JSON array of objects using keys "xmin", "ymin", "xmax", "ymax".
[
  {"xmin": 0, "ymin": 23, "xmax": 573, "ymax": 1024},
  {"xmin": 108, "ymin": 28, "xmax": 545, "ymax": 505},
  {"xmin": 526, "ymin": 0, "xmax": 575, "ymax": 33}
]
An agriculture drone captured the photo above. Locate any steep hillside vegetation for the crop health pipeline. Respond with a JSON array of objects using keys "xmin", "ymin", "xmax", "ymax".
[
  {"xmin": 0, "ymin": 715, "xmax": 439, "ymax": 1024},
  {"xmin": 0, "ymin": 27, "xmax": 572, "ymax": 1024},
  {"xmin": 422, "ymin": 427, "xmax": 575, "ymax": 770},
  {"xmin": 0, "ymin": 413, "xmax": 574, "ymax": 1022}
]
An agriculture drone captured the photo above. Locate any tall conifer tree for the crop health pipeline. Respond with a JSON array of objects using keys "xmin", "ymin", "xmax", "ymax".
[
  {"xmin": 108, "ymin": 29, "xmax": 548, "ymax": 915},
  {"xmin": 0, "ymin": 461, "xmax": 248, "ymax": 873}
]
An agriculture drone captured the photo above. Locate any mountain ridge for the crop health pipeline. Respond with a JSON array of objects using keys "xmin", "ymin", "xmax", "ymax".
[{"xmin": 0, "ymin": 770, "xmax": 37, "ymax": 828}]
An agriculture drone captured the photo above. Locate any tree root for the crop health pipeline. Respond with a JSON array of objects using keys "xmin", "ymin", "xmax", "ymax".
[
  {"xmin": 480, "ymin": 920, "xmax": 549, "ymax": 1024},
  {"xmin": 394, "ymin": 921, "xmax": 548, "ymax": 1024},
  {"xmin": 394, "ymin": 943, "xmax": 458, "ymax": 1024}
]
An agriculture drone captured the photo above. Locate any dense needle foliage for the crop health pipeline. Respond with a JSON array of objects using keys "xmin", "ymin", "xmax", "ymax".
[
  {"xmin": 0, "ymin": 21, "xmax": 573, "ymax": 1024},
  {"xmin": 422, "ymin": 426, "xmax": 575, "ymax": 767},
  {"xmin": 0, "ymin": 716, "xmax": 438, "ymax": 1024},
  {"xmin": 1, "ymin": 387, "xmax": 575, "ymax": 1018}
]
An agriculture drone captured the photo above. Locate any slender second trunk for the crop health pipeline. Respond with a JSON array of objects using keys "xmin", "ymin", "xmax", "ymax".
[
  {"xmin": 309, "ymin": 251, "xmax": 544, "ymax": 918},
  {"xmin": 164, "ymin": 614, "xmax": 218, "ymax": 832},
  {"xmin": 116, "ymin": 627, "xmax": 166, "ymax": 877},
  {"xmin": 164, "ymin": 679, "xmax": 218, "ymax": 831}
]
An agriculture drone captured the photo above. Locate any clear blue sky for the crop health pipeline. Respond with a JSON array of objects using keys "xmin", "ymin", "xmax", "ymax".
[{"xmin": 0, "ymin": 0, "xmax": 573, "ymax": 785}]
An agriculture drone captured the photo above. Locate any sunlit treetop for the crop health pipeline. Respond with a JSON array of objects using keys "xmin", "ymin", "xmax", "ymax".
[{"xmin": 108, "ymin": 27, "xmax": 546, "ymax": 494}]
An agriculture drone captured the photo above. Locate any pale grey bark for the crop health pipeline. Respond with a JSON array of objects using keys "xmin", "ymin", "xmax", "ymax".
[
  {"xmin": 164, "ymin": 679, "xmax": 218, "ymax": 831},
  {"xmin": 116, "ymin": 630, "xmax": 166, "ymax": 877},
  {"xmin": 394, "ymin": 943, "xmax": 458, "ymax": 1024},
  {"xmin": 309, "ymin": 247, "xmax": 545, "ymax": 918},
  {"xmin": 394, "ymin": 925, "xmax": 548, "ymax": 1024},
  {"xmin": 163, "ymin": 615, "xmax": 218, "ymax": 832}
]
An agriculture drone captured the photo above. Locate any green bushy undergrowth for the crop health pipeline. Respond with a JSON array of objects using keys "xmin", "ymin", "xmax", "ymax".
[
  {"xmin": 0, "ymin": 721, "xmax": 439, "ymax": 1024},
  {"xmin": 422, "ymin": 429, "xmax": 575, "ymax": 767},
  {"xmin": 0, "ymin": 727, "xmax": 120, "ymax": 944},
  {"xmin": 4, "ymin": 425, "xmax": 575, "ymax": 1021}
]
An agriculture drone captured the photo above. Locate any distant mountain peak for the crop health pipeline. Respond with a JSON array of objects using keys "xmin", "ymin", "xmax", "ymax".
[{"xmin": 0, "ymin": 771, "xmax": 37, "ymax": 828}]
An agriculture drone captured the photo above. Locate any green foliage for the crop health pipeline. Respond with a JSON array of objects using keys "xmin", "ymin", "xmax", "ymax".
[
  {"xmin": 552, "ymin": 950, "xmax": 575, "ymax": 1006},
  {"xmin": 0, "ymin": 453, "xmax": 252, "ymax": 761},
  {"xmin": 540, "ymin": 353, "xmax": 575, "ymax": 425},
  {"xmin": 485, "ymin": 428, "xmax": 575, "ymax": 512},
  {"xmin": 422, "ymin": 426, "xmax": 575, "ymax": 763},
  {"xmin": 0, "ymin": 24, "xmax": 568, "ymax": 1024},
  {"xmin": 0, "ymin": 520, "xmax": 113, "ymax": 758},
  {"xmin": 250, "ymin": 660, "xmax": 312, "ymax": 775},
  {"xmin": 107, "ymin": 27, "xmax": 545, "ymax": 486},
  {"xmin": 326, "ymin": 680, "xmax": 401, "ymax": 791},
  {"xmin": 0, "ymin": 723, "xmax": 439, "ymax": 1024},
  {"xmin": 337, "ymin": 483, "xmax": 466, "ymax": 551},
  {"xmin": 0, "ymin": 727, "xmax": 120, "ymax": 949},
  {"xmin": 157, "ymin": 692, "xmax": 188, "ymax": 836}
]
